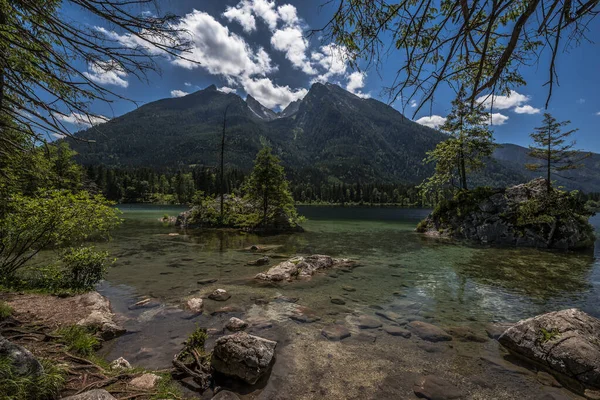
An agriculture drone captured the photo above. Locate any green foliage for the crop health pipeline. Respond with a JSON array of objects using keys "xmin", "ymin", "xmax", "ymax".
[
  {"xmin": 151, "ymin": 372, "xmax": 184, "ymax": 400},
  {"xmin": 55, "ymin": 325, "xmax": 100, "ymax": 356},
  {"xmin": 515, "ymin": 188, "xmax": 593, "ymax": 229},
  {"xmin": 0, "ymin": 301, "xmax": 13, "ymax": 320},
  {"xmin": 243, "ymin": 147, "xmax": 301, "ymax": 229},
  {"xmin": 0, "ymin": 357, "xmax": 66, "ymax": 400},
  {"xmin": 420, "ymin": 87, "xmax": 497, "ymax": 196},
  {"xmin": 538, "ymin": 328, "xmax": 560, "ymax": 344},
  {"xmin": 527, "ymin": 113, "xmax": 589, "ymax": 192},
  {"xmin": 60, "ymin": 247, "xmax": 113, "ymax": 291},
  {"xmin": 176, "ymin": 327, "xmax": 209, "ymax": 364}
]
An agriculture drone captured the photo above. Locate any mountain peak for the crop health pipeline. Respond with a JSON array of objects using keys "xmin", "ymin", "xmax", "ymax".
[
  {"xmin": 246, "ymin": 95, "xmax": 278, "ymax": 120},
  {"xmin": 205, "ymin": 84, "xmax": 217, "ymax": 91}
]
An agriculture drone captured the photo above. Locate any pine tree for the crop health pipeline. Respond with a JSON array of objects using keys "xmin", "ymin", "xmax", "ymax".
[
  {"xmin": 420, "ymin": 87, "xmax": 496, "ymax": 194},
  {"xmin": 527, "ymin": 113, "xmax": 589, "ymax": 193},
  {"xmin": 243, "ymin": 147, "xmax": 297, "ymax": 228}
]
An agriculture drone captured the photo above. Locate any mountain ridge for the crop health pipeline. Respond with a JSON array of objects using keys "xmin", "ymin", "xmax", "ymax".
[{"xmin": 68, "ymin": 83, "xmax": 600, "ymax": 192}]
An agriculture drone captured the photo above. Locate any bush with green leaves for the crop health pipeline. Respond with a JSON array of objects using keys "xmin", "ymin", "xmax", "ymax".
[
  {"xmin": 55, "ymin": 325, "xmax": 100, "ymax": 356},
  {"xmin": 0, "ymin": 190, "xmax": 121, "ymax": 282},
  {"xmin": 0, "ymin": 302, "xmax": 12, "ymax": 320}
]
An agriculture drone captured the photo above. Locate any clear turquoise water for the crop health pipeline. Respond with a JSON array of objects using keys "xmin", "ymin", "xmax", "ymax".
[{"xmin": 96, "ymin": 205, "xmax": 600, "ymax": 399}]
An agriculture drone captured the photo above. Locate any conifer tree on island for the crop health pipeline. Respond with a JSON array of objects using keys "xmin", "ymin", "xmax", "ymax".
[
  {"xmin": 420, "ymin": 87, "xmax": 496, "ymax": 195},
  {"xmin": 243, "ymin": 147, "xmax": 301, "ymax": 230},
  {"xmin": 526, "ymin": 113, "xmax": 589, "ymax": 193}
]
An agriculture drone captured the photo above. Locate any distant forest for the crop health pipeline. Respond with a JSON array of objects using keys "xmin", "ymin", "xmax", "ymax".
[{"xmin": 84, "ymin": 165, "xmax": 426, "ymax": 206}]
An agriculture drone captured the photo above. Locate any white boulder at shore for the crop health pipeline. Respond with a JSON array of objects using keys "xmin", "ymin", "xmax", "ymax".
[
  {"xmin": 255, "ymin": 254, "xmax": 356, "ymax": 282},
  {"xmin": 499, "ymin": 308, "xmax": 600, "ymax": 388}
]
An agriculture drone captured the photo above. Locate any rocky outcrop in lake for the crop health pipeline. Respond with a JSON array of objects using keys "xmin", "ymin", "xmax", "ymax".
[
  {"xmin": 255, "ymin": 254, "xmax": 357, "ymax": 282},
  {"xmin": 417, "ymin": 178, "xmax": 595, "ymax": 250},
  {"xmin": 499, "ymin": 308, "xmax": 600, "ymax": 389}
]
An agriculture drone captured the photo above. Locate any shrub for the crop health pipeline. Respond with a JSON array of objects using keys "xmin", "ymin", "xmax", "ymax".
[
  {"xmin": 0, "ymin": 302, "xmax": 13, "ymax": 320},
  {"xmin": 61, "ymin": 247, "xmax": 112, "ymax": 290}
]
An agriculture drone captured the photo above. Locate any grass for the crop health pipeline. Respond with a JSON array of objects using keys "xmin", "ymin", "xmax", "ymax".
[
  {"xmin": 0, "ymin": 357, "xmax": 66, "ymax": 400},
  {"xmin": 151, "ymin": 372, "xmax": 184, "ymax": 400},
  {"xmin": 55, "ymin": 325, "xmax": 100, "ymax": 356},
  {"xmin": 538, "ymin": 327, "xmax": 560, "ymax": 344},
  {"xmin": 0, "ymin": 301, "xmax": 13, "ymax": 320}
]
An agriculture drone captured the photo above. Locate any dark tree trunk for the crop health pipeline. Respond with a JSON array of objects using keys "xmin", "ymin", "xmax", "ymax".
[
  {"xmin": 546, "ymin": 123, "xmax": 551, "ymax": 193},
  {"xmin": 219, "ymin": 105, "xmax": 230, "ymax": 222}
]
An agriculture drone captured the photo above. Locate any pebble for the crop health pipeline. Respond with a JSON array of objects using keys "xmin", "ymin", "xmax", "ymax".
[
  {"xmin": 413, "ymin": 375, "xmax": 464, "ymax": 400},
  {"xmin": 383, "ymin": 326, "xmax": 411, "ymax": 338},
  {"xmin": 330, "ymin": 297, "xmax": 346, "ymax": 305},
  {"xmin": 357, "ymin": 315, "xmax": 382, "ymax": 329},
  {"xmin": 321, "ymin": 324, "xmax": 351, "ymax": 341}
]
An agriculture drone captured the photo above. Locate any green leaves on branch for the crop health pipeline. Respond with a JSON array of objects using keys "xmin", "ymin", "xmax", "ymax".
[{"xmin": 0, "ymin": 190, "xmax": 121, "ymax": 280}]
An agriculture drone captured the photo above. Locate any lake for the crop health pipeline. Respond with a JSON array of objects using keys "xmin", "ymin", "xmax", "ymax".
[{"xmin": 96, "ymin": 205, "xmax": 600, "ymax": 399}]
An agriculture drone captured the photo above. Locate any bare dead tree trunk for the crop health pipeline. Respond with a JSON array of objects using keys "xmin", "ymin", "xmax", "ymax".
[{"xmin": 219, "ymin": 104, "xmax": 230, "ymax": 223}]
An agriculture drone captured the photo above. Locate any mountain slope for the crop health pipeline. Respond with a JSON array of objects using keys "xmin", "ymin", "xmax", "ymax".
[{"xmin": 69, "ymin": 83, "xmax": 600, "ymax": 191}]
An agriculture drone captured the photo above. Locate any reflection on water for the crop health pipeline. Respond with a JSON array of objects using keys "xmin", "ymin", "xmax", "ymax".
[{"xmin": 94, "ymin": 205, "xmax": 598, "ymax": 398}]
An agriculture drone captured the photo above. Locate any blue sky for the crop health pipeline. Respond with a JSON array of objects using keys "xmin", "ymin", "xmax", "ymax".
[{"xmin": 60, "ymin": 0, "xmax": 600, "ymax": 152}]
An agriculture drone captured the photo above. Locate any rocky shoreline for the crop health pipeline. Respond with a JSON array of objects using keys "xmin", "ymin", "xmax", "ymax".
[{"xmin": 2, "ymin": 254, "xmax": 600, "ymax": 399}]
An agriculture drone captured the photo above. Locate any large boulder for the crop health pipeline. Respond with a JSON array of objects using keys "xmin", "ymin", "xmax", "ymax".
[
  {"xmin": 76, "ymin": 292, "xmax": 125, "ymax": 340},
  {"xmin": 499, "ymin": 309, "xmax": 600, "ymax": 388},
  {"xmin": 211, "ymin": 332, "xmax": 277, "ymax": 384},
  {"xmin": 0, "ymin": 335, "xmax": 43, "ymax": 376},
  {"xmin": 416, "ymin": 178, "xmax": 595, "ymax": 250},
  {"xmin": 255, "ymin": 255, "xmax": 356, "ymax": 282}
]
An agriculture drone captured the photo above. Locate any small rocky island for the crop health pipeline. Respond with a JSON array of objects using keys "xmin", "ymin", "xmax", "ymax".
[{"xmin": 417, "ymin": 178, "xmax": 596, "ymax": 250}]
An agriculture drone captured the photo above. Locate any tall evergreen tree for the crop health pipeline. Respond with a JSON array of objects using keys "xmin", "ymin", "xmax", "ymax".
[
  {"xmin": 420, "ymin": 87, "xmax": 496, "ymax": 194},
  {"xmin": 243, "ymin": 148, "xmax": 296, "ymax": 228},
  {"xmin": 527, "ymin": 113, "xmax": 589, "ymax": 193}
]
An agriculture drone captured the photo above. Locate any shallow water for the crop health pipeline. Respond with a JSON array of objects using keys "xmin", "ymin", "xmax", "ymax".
[{"xmin": 95, "ymin": 205, "xmax": 599, "ymax": 399}]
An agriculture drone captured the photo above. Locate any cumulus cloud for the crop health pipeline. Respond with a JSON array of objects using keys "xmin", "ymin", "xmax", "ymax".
[
  {"xmin": 345, "ymin": 71, "xmax": 369, "ymax": 98},
  {"xmin": 83, "ymin": 60, "xmax": 128, "ymax": 87},
  {"xmin": 409, "ymin": 100, "xmax": 418, "ymax": 108},
  {"xmin": 224, "ymin": 0, "xmax": 279, "ymax": 32},
  {"xmin": 241, "ymin": 77, "xmax": 307, "ymax": 109},
  {"xmin": 55, "ymin": 112, "xmax": 110, "ymax": 128},
  {"xmin": 171, "ymin": 90, "xmax": 188, "ymax": 97},
  {"xmin": 278, "ymin": 4, "xmax": 299, "ymax": 26},
  {"xmin": 476, "ymin": 90, "xmax": 529, "ymax": 110},
  {"xmin": 514, "ymin": 105, "xmax": 541, "ymax": 114},
  {"xmin": 217, "ymin": 86, "xmax": 237, "ymax": 94},
  {"xmin": 311, "ymin": 44, "xmax": 350, "ymax": 82},
  {"xmin": 487, "ymin": 113, "xmax": 509, "ymax": 125},
  {"xmin": 271, "ymin": 26, "xmax": 315, "ymax": 74},
  {"xmin": 415, "ymin": 115, "xmax": 447, "ymax": 129}
]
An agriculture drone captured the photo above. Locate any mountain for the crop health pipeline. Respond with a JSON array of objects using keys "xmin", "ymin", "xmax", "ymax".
[{"xmin": 68, "ymin": 83, "xmax": 600, "ymax": 191}]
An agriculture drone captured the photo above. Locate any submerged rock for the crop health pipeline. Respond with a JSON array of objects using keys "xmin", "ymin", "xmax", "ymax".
[
  {"xmin": 409, "ymin": 321, "xmax": 452, "ymax": 342},
  {"xmin": 211, "ymin": 332, "xmax": 277, "ymax": 384},
  {"xmin": 208, "ymin": 289, "xmax": 231, "ymax": 302},
  {"xmin": 212, "ymin": 391, "xmax": 241, "ymax": 400},
  {"xmin": 413, "ymin": 375, "xmax": 464, "ymax": 399},
  {"xmin": 357, "ymin": 316, "xmax": 382, "ymax": 329},
  {"xmin": 384, "ymin": 326, "xmax": 411, "ymax": 338},
  {"xmin": 186, "ymin": 298, "xmax": 204, "ymax": 314},
  {"xmin": 499, "ymin": 308, "xmax": 600, "ymax": 388},
  {"xmin": 255, "ymin": 255, "xmax": 357, "ymax": 282},
  {"xmin": 0, "ymin": 335, "xmax": 43, "ymax": 376},
  {"xmin": 416, "ymin": 178, "xmax": 595, "ymax": 250},
  {"xmin": 226, "ymin": 317, "xmax": 248, "ymax": 332},
  {"xmin": 321, "ymin": 324, "xmax": 351, "ymax": 341},
  {"xmin": 247, "ymin": 256, "xmax": 270, "ymax": 266},
  {"xmin": 62, "ymin": 389, "xmax": 117, "ymax": 400}
]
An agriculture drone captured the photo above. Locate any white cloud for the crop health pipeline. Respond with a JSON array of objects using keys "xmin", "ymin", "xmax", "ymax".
[
  {"xmin": 217, "ymin": 86, "xmax": 237, "ymax": 94},
  {"xmin": 52, "ymin": 133, "xmax": 66, "ymax": 139},
  {"xmin": 487, "ymin": 113, "xmax": 509, "ymax": 125},
  {"xmin": 409, "ymin": 100, "xmax": 417, "ymax": 108},
  {"xmin": 578, "ymin": 98, "xmax": 586, "ymax": 104},
  {"xmin": 184, "ymin": 82, "xmax": 192, "ymax": 87},
  {"xmin": 278, "ymin": 4, "xmax": 299, "ymax": 26},
  {"xmin": 172, "ymin": 11, "xmax": 276, "ymax": 78},
  {"xmin": 83, "ymin": 60, "xmax": 128, "ymax": 88},
  {"xmin": 311, "ymin": 44, "xmax": 350, "ymax": 82},
  {"xmin": 55, "ymin": 112, "xmax": 110, "ymax": 128},
  {"xmin": 415, "ymin": 115, "xmax": 447, "ymax": 129},
  {"xmin": 514, "ymin": 105, "xmax": 541, "ymax": 114},
  {"xmin": 596, "ymin": 112, "xmax": 600, "ymax": 116},
  {"xmin": 241, "ymin": 77, "xmax": 307, "ymax": 109},
  {"xmin": 223, "ymin": 5, "xmax": 256, "ymax": 33},
  {"xmin": 476, "ymin": 90, "xmax": 529, "ymax": 110},
  {"xmin": 171, "ymin": 90, "xmax": 188, "ymax": 97},
  {"xmin": 224, "ymin": 0, "xmax": 279, "ymax": 32},
  {"xmin": 346, "ymin": 71, "xmax": 369, "ymax": 98},
  {"xmin": 271, "ymin": 27, "xmax": 314, "ymax": 74}
]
